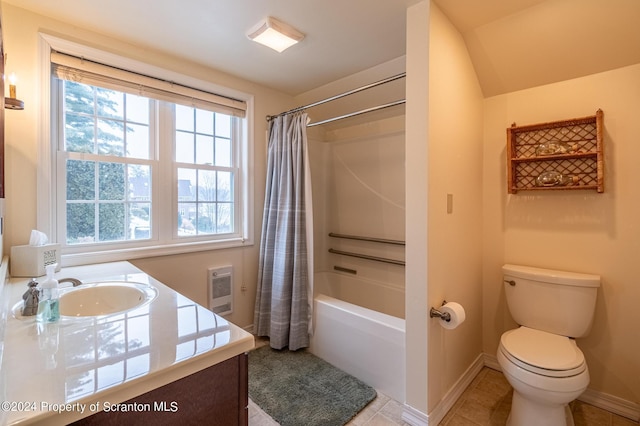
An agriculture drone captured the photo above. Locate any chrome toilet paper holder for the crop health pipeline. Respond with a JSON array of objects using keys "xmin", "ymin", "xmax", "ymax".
[{"xmin": 430, "ymin": 300, "xmax": 451, "ymax": 322}]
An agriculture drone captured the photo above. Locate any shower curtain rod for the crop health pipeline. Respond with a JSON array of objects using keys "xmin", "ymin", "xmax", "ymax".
[
  {"xmin": 266, "ymin": 72, "xmax": 406, "ymax": 122},
  {"xmin": 306, "ymin": 99, "xmax": 405, "ymax": 127}
]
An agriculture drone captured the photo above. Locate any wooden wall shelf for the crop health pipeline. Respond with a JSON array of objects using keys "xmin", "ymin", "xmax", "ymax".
[{"xmin": 507, "ymin": 109, "xmax": 604, "ymax": 194}]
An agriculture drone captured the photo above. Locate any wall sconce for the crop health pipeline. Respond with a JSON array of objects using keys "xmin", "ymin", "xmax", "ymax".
[{"xmin": 5, "ymin": 72, "xmax": 24, "ymax": 110}]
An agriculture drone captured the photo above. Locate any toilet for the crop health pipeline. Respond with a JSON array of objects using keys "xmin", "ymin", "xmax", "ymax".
[{"xmin": 497, "ymin": 264, "xmax": 600, "ymax": 426}]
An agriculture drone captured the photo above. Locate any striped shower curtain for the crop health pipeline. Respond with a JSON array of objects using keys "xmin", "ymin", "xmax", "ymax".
[{"xmin": 254, "ymin": 112, "xmax": 314, "ymax": 351}]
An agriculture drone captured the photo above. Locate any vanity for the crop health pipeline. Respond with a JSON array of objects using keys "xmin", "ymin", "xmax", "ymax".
[{"xmin": 0, "ymin": 260, "xmax": 255, "ymax": 425}]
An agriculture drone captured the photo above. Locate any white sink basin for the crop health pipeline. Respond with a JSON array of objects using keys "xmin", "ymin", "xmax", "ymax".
[{"xmin": 59, "ymin": 282, "xmax": 157, "ymax": 317}]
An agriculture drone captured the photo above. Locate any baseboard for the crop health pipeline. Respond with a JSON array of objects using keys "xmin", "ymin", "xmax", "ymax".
[
  {"xmin": 482, "ymin": 352, "xmax": 501, "ymax": 371},
  {"xmin": 579, "ymin": 388, "xmax": 640, "ymax": 422},
  {"xmin": 401, "ymin": 353, "xmax": 485, "ymax": 426},
  {"xmin": 402, "ymin": 404, "xmax": 428, "ymax": 426},
  {"xmin": 482, "ymin": 353, "xmax": 639, "ymax": 422}
]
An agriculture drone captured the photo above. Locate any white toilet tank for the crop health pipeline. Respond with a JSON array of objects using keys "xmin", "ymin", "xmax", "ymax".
[{"xmin": 503, "ymin": 264, "xmax": 600, "ymax": 338}]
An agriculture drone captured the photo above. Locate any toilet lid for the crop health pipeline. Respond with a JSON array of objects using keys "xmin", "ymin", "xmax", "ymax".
[{"xmin": 500, "ymin": 327, "xmax": 586, "ymax": 377}]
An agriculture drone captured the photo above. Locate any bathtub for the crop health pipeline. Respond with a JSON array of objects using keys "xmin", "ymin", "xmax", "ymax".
[{"xmin": 309, "ymin": 272, "xmax": 406, "ymax": 402}]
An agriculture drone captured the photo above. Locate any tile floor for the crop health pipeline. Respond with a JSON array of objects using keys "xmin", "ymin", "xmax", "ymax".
[{"xmin": 248, "ymin": 364, "xmax": 639, "ymax": 426}]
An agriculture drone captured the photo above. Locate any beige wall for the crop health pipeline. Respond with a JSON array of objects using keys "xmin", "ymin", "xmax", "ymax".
[
  {"xmin": 405, "ymin": 0, "xmax": 485, "ymax": 415},
  {"xmin": 1, "ymin": 3, "xmax": 294, "ymax": 328},
  {"xmin": 426, "ymin": 2, "xmax": 484, "ymax": 412},
  {"xmin": 483, "ymin": 64, "xmax": 640, "ymax": 404}
]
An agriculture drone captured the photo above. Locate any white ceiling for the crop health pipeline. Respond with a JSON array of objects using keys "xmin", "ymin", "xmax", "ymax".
[{"xmin": 5, "ymin": 0, "xmax": 640, "ymax": 97}]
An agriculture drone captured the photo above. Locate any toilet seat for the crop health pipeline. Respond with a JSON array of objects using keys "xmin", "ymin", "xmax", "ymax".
[{"xmin": 500, "ymin": 327, "xmax": 586, "ymax": 378}]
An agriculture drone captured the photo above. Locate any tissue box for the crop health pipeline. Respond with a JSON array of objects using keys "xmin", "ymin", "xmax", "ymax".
[{"xmin": 10, "ymin": 244, "xmax": 61, "ymax": 277}]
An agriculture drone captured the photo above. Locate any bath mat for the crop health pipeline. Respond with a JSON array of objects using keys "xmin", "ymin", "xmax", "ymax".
[{"xmin": 248, "ymin": 344, "xmax": 377, "ymax": 426}]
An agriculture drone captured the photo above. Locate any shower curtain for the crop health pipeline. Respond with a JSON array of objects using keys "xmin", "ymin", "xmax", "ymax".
[{"xmin": 254, "ymin": 112, "xmax": 314, "ymax": 351}]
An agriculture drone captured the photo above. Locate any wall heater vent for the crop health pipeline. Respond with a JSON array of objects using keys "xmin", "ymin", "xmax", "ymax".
[{"xmin": 208, "ymin": 266, "xmax": 233, "ymax": 316}]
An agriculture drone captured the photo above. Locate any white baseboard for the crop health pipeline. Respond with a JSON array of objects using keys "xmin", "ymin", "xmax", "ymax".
[
  {"xmin": 482, "ymin": 352, "xmax": 501, "ymax": 371},
  {"xmin": 402, "ymin": 404, "xmax": 429, "ymax": 426},
  {"xmin": 402, "ymin": 352, "xmax": 640, "ymax": 424},
  {"xmin": 402, "ymin": 353, "xmax": 485, "ymax": 426},
  {"xmin": 579, "ymin": 388, "xmax": 640, "ymax": 422}
]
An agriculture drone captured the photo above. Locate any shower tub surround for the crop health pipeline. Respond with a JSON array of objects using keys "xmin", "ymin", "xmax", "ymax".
[
  {"xmin": 0, "ymin": 261, "xmax": 254, "ymax": 425},
  {"xmin": 310, "ymin": 272, "xmax": 406, "ymax": 402}
]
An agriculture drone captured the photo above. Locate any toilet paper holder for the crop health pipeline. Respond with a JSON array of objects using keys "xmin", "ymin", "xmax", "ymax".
[{"xmin": 430, "ymin": 300, "xmax": 451, "ymax": 322}]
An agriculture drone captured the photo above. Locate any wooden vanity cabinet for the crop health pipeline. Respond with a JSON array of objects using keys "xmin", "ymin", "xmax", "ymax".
[{"xmin": 72, "ymin": 353, "xmax": 248, "ymax": 426}]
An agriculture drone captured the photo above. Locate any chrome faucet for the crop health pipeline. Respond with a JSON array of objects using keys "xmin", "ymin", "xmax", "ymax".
[{"xmin": 58, "ymin": 278, "xmax": 83, "ymax": 287}]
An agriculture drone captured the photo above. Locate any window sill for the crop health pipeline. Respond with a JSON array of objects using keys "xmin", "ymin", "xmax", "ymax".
[{"xmin": 61, "ymin": 237, "xmax": 253, "ymax": 268}]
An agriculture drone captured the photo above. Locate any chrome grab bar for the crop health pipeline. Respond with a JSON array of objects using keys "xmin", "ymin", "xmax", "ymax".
[
  {"xmin": 328, "ymin": 248, "xmax": 405, "ymax": 266},
  {"xmin": 329, "ymin": 233, "xmax": 405, "ymax": 246}
]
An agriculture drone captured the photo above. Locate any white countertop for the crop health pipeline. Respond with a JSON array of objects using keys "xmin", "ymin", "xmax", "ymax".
[{"xmin": 0, "ymin": 261, "xmax": 255, "ymax": 425}]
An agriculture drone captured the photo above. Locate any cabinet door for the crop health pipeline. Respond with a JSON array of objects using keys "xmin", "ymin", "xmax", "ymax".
[{"xmin": 72, "ymin": 354, "xmax": 249, "ymax": 426}]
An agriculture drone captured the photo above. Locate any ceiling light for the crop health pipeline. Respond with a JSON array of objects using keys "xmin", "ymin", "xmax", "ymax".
[{"xmin": 248, "ymin": 16, "xmax": 304, "ymax": 53}]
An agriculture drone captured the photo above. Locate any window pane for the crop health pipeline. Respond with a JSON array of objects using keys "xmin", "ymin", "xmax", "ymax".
[
  {"xmin": 195, "ymin": 135, "xmax": 214, "ymax": 165},
  {"xmin": 67, "ymin": 160, "xmax": 95, "ymax": 200},
  {"xmin": 128, "ymin": 165, "xmax": 151, "ymax": 201},
  {"xmin": 99, "ymin": 162, "xmax": 125, "ymax": 201},
  {"xmin": 64, "ymin": 81, "xmax": 94, "ymax": 114},
  {"xmin": 99, "ymin": 203, "xmax": 125, "ymax": 241},
  {"xmin": 130, "ymin": 203, "xmax": 151, "ymax": 240},
  {"xmin": 197, "ymin": 203, "xmax": 215, "ymax": 234},
  {"xmin": 67, "ymin": 203, "xmax": 95, "ymax": 244},
  {"xmin": 177, "ymin": 168, "xmax": 195, "ymax": 201},
  {"xmin": 175, "ymin": 105, "xmax": 194, "ymax": 132},
  {"xmin": 97, "ymin": 118, "xmax": 125, "ymax": 156},
  {"xmin": 176, "ymin": 131, "xmax": 194, "ymax": 163},
  {"xmin": 96, "ymin": 88, "xmax": 124, "ymax": 119},
  {"xmin": 217, "ymin": 203, "xmax": 233, "ymax": 234},
  {"xmin": 215, "ymin": 137, "xmax": 231, "ymax": 167},
  {"xmin": 197, "ymin": 170, "xmax": 216, "ymax": 201},
  {"xmin": 65, "ymin": 113, "xmax": 95, "ymax": 153},
  {"xmin": 217, "ymin": 171, "xmax": 232, "ymax": 202},
  {"xmin": 215, "ymin": 113, "xmax": 231, "ymax": 138},
  {"xmin": 126, "ymin": 94, "xmax": 149, "ymax": 124},
  {"xmin": 127, "ymin": 123, "xmax": 150, "ymax": 159},
  {"xmin": 196, "ymin": 109, "xmax": 214, "ymax": 134},
  {"xmin": 178, "ymin": 202, "xmax": 196, "ymax": 235}
]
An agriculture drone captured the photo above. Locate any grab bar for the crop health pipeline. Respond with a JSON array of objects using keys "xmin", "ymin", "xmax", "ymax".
[
  {"xmin": 329, "ymin": 248, "xmax": 405, "ymax": 266},
  {"xmin": 328, "ymin": 232, "xmax": 405, "ymax": 246}
]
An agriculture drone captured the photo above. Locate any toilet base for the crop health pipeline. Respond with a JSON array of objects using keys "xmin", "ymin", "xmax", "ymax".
[{"xmin": 506, "ymin": 390, "xmax": 575, "ymax": 426}]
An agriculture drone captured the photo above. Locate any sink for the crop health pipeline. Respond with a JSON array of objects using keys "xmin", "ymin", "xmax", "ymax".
[{"xmin": 59, "ymin": 282, "xmax": 157, "ymax": 317}]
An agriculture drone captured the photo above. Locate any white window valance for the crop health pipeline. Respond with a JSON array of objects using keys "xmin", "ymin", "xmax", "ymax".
[{"xmin": 51, "ymin": 51, "xmax": 247, "ymax": 118}]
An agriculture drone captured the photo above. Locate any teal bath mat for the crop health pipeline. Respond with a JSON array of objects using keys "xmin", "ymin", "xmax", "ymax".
[{"xmin": 248, "ymin": 344, "xmax": 377, "ymax": 426}]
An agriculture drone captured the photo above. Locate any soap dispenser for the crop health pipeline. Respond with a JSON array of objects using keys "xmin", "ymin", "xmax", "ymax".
[{"xmin": 37, "ymin": 264, "xmax": 60, "ymax": 323}]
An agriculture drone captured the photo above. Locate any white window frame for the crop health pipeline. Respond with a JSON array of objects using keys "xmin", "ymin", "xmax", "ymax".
[{"xmin": 37, "ymin": 33, "xmax": 255, "ymax": 267}]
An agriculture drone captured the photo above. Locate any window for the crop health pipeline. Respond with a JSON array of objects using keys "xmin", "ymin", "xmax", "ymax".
[
  {"xmin": 41, "ymin": 36, "xmax": 253, "ymax": 265},
  {"xmin": 61, "ymin": 81, "xmax": 153, "ymax": 245},
  {"xmin": 175, "ymin": 105, "xmax": 235, "ymax": 236}
]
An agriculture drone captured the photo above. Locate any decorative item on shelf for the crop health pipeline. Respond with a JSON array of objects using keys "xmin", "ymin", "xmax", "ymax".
[
  {"xmin": 535, "ymin": 140, "xmax": 579, "ymax": 156},
  {"xmin": 535, "ymin": 170, "xmax": 579, "ymax": 187},
  {"xmin": 5, "ymin": 71, "xmax": 25, "ymax": 110}
]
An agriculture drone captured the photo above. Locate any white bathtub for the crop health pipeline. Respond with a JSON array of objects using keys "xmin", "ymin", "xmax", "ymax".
[{"xmin": 309, "ymin": 273, "xmax": 406, "ymax": 402}]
